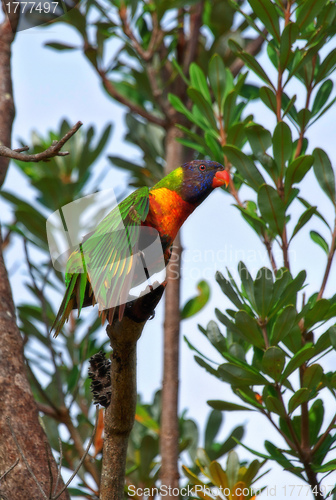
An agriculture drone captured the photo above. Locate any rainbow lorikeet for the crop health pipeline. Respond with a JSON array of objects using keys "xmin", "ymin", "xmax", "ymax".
[{"xmin": 51, "ymin": 160, "xmax": 229, "ymax": 336}]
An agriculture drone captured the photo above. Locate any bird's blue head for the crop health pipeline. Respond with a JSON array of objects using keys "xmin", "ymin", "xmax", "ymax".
[{"xmin": 179, "ymin": 160, "xmax": 229, "ymax": 204}]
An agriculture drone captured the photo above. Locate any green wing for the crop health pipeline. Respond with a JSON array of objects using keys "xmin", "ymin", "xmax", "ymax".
[{"xmin": 51, "ymin": 187, "xmax": 150, "ymax": 337}]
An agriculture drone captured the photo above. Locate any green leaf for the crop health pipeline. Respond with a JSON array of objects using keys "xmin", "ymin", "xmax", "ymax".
[
  {"xmin": 216, "ymin": 271, "xmax": 244, "ymax": 309},
  {"xmin": 226, "ymin": 123, "xmax": 246, "ymax": 148},
  {"xmin": 288, "ymin": 388, "xmax": 310, "ymax": 414},
  {"xmin": 235, "ymin": 311, "xmax": 264, "ymax": 348},
  {"xmin": 205, "ymin": 410, "xmax": 222, "ymax": 450},
  {"xmin": 245, "ymin": 124, "xmax": 272, "ymax": 158},
  {"xmin": 309, "ymin": 96, "xmax": 336, "ymax": 128},
  {"xmin": 296, "ymin": 0, "xmax": 325, "ymax": 28},
  {"xmin": 212, "ymin": 426, "xmax": 244, "ymax": 460},
  {"xmin": 203, "ymin": 320, "xmax": 227, "ymax": 354},
  {"xmin": 258, "ymin": 184, "xmax": 286, "ymax": 235},
  {"xmin": 205, "ymin": 131, "xmax": 224, "ymax": 163},
  {"xmin": 181, "ymin": 280, "xmax": 211, "ymax": 319},
  {"xmin": 315, "ymin": 49, "xmax": 336, "ymax": 83},
  {"xmin": 264, "ymin": 440, "xmax": 295, "ymax": 469},
  {"xmin": 280, "ymin": 22, "xmax": 299, "ymax": 71},
  {"xmin": 265, "ymin": 395, "xmax": 286, "ymax": 417},
  {"xmin": 253, "ymin": 267, "xmax": 274, "ymax": 318},
  {"xmin": 298, "ymin": 197, "xmax": 330, "ymax": 229},
  {"xmin": 195, "ymin": 356, "xmax": 218, "ymax": 377},
  {"xmin": 236, "ymin": 203, "xmax": 266, "ymax": 236},
  {"xmin": 271, "ymin": 270, "xmax": 306, "ymax": 317},
  {"xmin": 270, "ymin": 305, "xmax": 296, "ymax": 345},
  {"xmin": 262, "ymin": 347, "xmax": 285, "ymax": 382},
  {"xmin": 218, "ymin": 363, "xmax": 269, "ymax": 386},
  {"xmin": 208, "ymin": 54, "xmax": 227, "ymax": 112},
  {"xmin": 312, "ymin": 80, "xmax": 333, "ymax": 117},
  {"xmin": 259, "ymin": 86, "xmax": 277, "ymax": 115},
  {"xmin": 239, "ymin": 83, "xmax": 260, "ymax": 100},
  {"xmin": 313, "ymin": 148, "xmax": 336, "ymax": 204},
  {"xmin": 284, "ymin": 155, "xmax": 314, "ymax": 196},
  {"xmin": 247, "ymin": 0, "xmax": 280, "ymax": 43},
  {"xmin": 310, "ymin": 230, "xmax": 329, "ymax": 254},
  {"xmin": 297, "ymin": 108, "xmax": 312, "ymax": 130},
  {"xmin": 223, "ymin": 145, "xmax": 265, "ymax": 191},
  {"xmin": 207, "ymin": 400, "xmax": 252, "ymax": 411},
  {"xmin": 45, "ymin": 42, "xmax": 77, "ymax": 51},
  {"xmin": 302, "ymin": 364, "xmax": 323, "ymax": 391},
  {"xmin": 229, "ymin": 40, "xmax": 274, "ymax": 87},
  {"xmin": 273, "ymin": 121, "xmax": 292, "ymax": 172},
  {"xmin": 290, "ymin": 206, "xmax": 316, "ymax": 240},
  {"xmin": 238, "ymin": 261, "xmax": 256, "ymax": 309},
  {"xmin": 329, "ymin": 325, "xmax": 336, "ymax": 350},
  {"xmin": 189, "ymin": 63, "xmax": 212, "ymax": 104},
  {"xmin": 187, "ymin": 88, "xmax": 218, "ymax": 130},
  {"xmin": 304, "ymin": 299, "xmax": 332, "ymax": 329},
  {"xmin": 139, "ymin": 435, "xmax": 159, "ymax": 477},
  {"xmin": 135, "ymin": 405, "xmax": 159, "ymax": 432},
  {"xmin": 281, "ymin": 344, "xmax": 315, "ymax": 380},
  {"xmin": 168, "ymin": 93, "xmax": 202, "ymax": 127},
  {"xmin": 309, "ymin": 399, "xmax": 324, "ymax": 445},
  {"xmin": 223, "ymin": 91, "xmax": 238, "ymax": 129}
]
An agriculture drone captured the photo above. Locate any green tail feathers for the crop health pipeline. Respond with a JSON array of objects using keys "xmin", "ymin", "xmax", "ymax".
[{"xmin": 51, "ymin": 273, "xmax": 79, "ymax": 337}]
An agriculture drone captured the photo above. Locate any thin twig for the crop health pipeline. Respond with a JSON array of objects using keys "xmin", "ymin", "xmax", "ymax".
[
  {"xmin": 52, "ymin": 409, "xmax": 99, "ymax": 500},
  {"xmin": 0, "ymin": 458, "xmax": 20, "ymax": 482},
  {"xmin": 0, "ymin": 121, "xmax": 82, "ymax": 162},
  {"xmin": 6, "ymin": 418, "xmax": 48, "ymax": 500}
]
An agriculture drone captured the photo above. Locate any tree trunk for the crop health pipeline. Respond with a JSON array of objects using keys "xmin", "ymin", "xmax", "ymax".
[
  {"xmin": 160, "ymin": 125, "xmax": 185, "ymax": 494},
  {"xmin": 0, "ymin": 7, "xmax": 68, "ymax": 499}
]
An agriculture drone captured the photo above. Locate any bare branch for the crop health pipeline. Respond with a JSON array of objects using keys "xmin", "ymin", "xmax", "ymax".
[{"xmin": 0, "ymin": 121, "xmax": 83, "ymax": 162}]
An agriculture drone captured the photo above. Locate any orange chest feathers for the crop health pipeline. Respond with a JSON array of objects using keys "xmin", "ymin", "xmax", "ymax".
[{"xmin": 143, "ymin": 188, "xmax": 194, "ymax": 242}]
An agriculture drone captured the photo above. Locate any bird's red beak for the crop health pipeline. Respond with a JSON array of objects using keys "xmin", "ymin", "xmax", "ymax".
[{"xmin": 212, "ymin": 170, "xmax": 230, "ymax": 188}]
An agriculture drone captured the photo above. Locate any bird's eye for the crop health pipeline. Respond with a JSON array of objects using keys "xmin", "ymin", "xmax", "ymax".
[{"xmin": 199, "ymin": 164, "xmax": 206, "ymax": 172}]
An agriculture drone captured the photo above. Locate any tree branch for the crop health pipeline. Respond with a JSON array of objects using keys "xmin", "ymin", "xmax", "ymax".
[
  {"xmin": 100, "ymin": 284, "xmax": 166, "ymax": 500},
  {"xmin": 160, "ymin": 126, "xmax": 185, "ymax": 496},
  {"xmin": 97, "ymin": 69, "xmax": 167, "ymax": 128},
  {"xmin": 183, "ymin": 2, "xmax": 204, "ymax": 73},
  {"xmin": 0, "ymin": 121, "xmax": 83, "ymax": 162}
]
